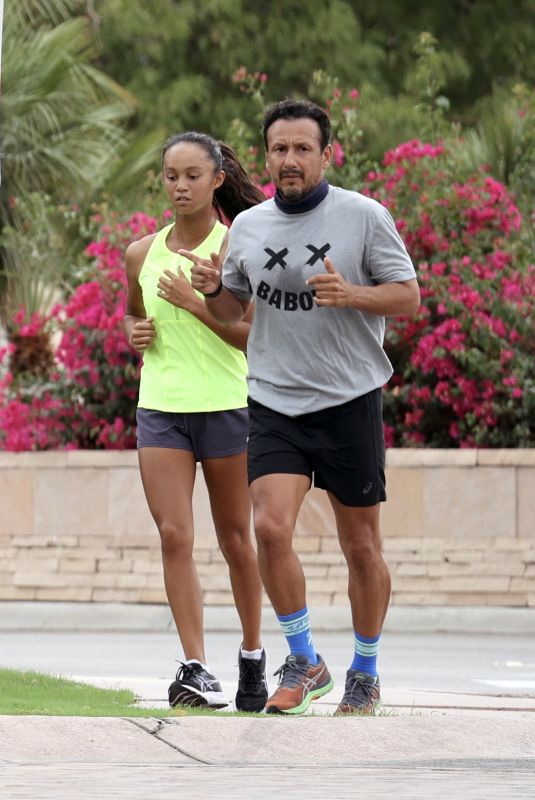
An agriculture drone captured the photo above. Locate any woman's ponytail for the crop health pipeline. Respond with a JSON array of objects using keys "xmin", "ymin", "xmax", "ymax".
[{"xmin": 214, "ymin": 142, "xmax": 266, "ymax": 222}]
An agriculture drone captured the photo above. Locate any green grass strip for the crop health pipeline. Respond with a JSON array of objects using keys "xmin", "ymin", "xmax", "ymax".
[
  {"xmin": 0, "ymin": 668, "xmax": 267, "ymax": 718},
  {"xmin": 0, "ymin": 668, "xmax": 176, "ymax": 717}
]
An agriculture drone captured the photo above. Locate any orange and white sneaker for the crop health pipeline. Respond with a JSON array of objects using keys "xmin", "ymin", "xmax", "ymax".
[{"xmin": 264, "ymin": 654, "xmax": 334, "ymax": 715}]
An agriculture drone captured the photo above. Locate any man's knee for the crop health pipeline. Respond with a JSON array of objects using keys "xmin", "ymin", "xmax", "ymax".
[
  {"xmin": 340, "ymin": 526, "xmax": 383, "ymax": 569},
  {"xmin": 254, "ymin": 508, "xmax": 293, "ymax": 555}
]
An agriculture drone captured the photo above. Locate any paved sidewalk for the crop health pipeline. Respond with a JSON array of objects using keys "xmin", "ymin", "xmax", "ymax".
[{"xmin": 1, "ymin": 713, "xmax": 535, "ymax": 799}]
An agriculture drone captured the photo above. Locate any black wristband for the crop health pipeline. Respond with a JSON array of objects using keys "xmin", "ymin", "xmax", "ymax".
[{"xmin": 203, "ymin": 281, "xmax": 223, "ymax": 299}]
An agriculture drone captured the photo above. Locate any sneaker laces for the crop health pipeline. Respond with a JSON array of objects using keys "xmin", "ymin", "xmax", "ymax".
[
  {"xmin": 342, "ymin": 673, "xmax": 378, "ymax": 705},
  {"xmin": 174, "ymin": 661, "xmax": 202, "ymax": 682},
  {"xmin": 239, "ymin": 657, "xmax": 264, "ymax": 690},
  {"xmin": 273, "ymin": 659, "xmax": 310, "ymax": 689}
]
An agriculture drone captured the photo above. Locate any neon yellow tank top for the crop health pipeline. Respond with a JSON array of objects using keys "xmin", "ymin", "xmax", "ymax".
[{"xmin": 137, "ymin": 220, "xmax": 248, "ymax": 412}]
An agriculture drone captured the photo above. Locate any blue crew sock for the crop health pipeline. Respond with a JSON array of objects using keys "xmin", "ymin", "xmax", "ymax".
[
  {"xmin": 351, "ymin": 632, "xmax": 380, "ymax": 676},
  {"xmin": 277, "ymin": 606, "xmax": 318, "ymax": 664}
]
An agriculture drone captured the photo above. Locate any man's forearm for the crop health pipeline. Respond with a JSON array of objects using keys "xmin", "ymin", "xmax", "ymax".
[
  {"xmin": 350, "ymin": 279, "xmax": 420, "ymax": 317},
  {"xmin": 205, "ymin": 287, "xmax": 248, "ymax": 325}
]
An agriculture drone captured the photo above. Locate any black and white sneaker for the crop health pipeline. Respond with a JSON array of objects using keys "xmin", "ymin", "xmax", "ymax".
[
  {"xmin": 168, "ymin": 661, "xmax": 228, "ymax": 709},
  {"xmin": 235, "ymin": 648, "xmax": 268, "ymax": 712}
]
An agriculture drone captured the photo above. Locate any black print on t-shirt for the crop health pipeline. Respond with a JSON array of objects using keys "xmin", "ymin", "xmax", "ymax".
[
  {"xmin": 256, "ymin": 280, "xmax": 315, "ymax": 311},
  {"xmin": 305, "ymin": 243, "xmax": 331, "ymax": 265},
  {"xmin": 263, "ymin": 247, "xmax": 289, "ymax": 270},
  {"xmin": 262, "ymin": 244, "xmax": 331, "ymax": 271}
]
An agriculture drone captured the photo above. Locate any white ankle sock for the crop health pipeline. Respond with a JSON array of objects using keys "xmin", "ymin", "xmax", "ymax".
[
  {"xmin": 184, "ymin": 658, "xmax": 210, "ymax": 671},
  {"xmin": 240, "ymin": 647, "xmax": 263, "ymax": 661}
]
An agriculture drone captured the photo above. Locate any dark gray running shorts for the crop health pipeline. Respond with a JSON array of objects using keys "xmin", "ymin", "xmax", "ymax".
[
  {"xmin": 247, "ymin": 389, "xmax": 386, "ymax": 507},
  {"xmin": 136, "ymin": 407, "xmax": 248, "ymax": 461}
]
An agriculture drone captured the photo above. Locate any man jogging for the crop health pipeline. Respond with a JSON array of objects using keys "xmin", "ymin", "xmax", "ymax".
[{"xmin": 187, "ymin": 99, "xmax": 420, "ymax": 715}]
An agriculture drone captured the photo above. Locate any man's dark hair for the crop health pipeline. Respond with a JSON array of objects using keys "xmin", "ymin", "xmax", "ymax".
[{"xmin": 262, "ymin": 99, "xmax": 331, "ymax": 151}]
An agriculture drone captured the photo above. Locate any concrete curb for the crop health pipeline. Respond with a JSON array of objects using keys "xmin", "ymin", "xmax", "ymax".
[
  {"xmin": 1, "ymin": 601, "xmax": 535, "ymax": 634},
  {"xmin": 2, "ymin": 715, "xmax": 535, "ymax": 767}
]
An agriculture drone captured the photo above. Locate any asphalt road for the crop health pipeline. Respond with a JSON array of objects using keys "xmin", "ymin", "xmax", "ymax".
[{"xmin": 1, "ymin": 628, "xmax": 535, "ymax": 704}]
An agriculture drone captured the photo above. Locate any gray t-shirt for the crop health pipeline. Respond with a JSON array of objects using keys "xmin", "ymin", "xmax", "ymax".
[{"xmin": 223, "ymin": 185, "xmax": 416, "ymax": 416}]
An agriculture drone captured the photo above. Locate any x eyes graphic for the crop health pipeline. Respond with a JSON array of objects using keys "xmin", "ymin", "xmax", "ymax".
[
  {"xmin": 263, "ymin": 247, "xmax": 289, "ymax": 270},
  {"xmin": 305, "ymin": 243, "xmax": 331, "ymax": 265},
  {"xmin": 262, "ymin": 243, "xmax": 331, "ymax": 270}
]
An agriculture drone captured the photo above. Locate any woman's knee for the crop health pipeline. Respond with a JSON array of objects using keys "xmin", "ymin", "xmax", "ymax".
[
  {"xmin": 217, "ymin": 526, "xmax": 252, "ymax": 566},
  {"xmin": 158, "ymin": 520, "xmax": 193, "ymax": 558}
]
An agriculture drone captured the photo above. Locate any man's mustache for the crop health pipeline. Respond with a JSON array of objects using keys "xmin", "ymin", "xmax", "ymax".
[{"xmin": 280, "ymin": 170, "xmax": 304, "ymax": 178}]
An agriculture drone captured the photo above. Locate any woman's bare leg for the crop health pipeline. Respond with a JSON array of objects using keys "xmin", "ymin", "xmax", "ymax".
[
  {"xmin": 138, "ymin": 447, "xmax": 205, "ymax": 662},
  {"xmin": 202, "ymin": 452, "xmax": 263, "ymax": 651}
]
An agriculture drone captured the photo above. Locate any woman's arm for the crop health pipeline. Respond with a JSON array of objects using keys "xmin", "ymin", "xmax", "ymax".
[{"xmin": 124, "ymin": 238, "xmax": 157, "ymax": 352}]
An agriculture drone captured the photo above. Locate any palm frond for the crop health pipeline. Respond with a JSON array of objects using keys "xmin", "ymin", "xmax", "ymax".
[
  {"xmin": 99, "ymin": 130, "xmax": 165, "ymax": 198},
  {"xmin": 9, "ymin": 0, "xmax": 78, "ymax": 28},
  {"xmin": 1, "ymin": 14, "xmax": 136, "ymax": 209}
]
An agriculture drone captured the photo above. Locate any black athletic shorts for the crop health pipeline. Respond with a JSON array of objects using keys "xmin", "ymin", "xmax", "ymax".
[{"xmin": 247, "ymin": 389, "xmax": 386, "ymax": 507}]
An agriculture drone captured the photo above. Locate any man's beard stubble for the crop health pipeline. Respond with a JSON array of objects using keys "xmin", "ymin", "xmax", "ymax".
[
  {"xmin": 278, "ymin": 169, "xmax": 307, "ymax": 202},
  {"xmin": 278, "ymin": 185, "xmax": 306, "ymax": 202}
]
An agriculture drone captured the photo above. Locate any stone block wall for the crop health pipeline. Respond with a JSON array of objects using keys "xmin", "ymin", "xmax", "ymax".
[{"xmin": 0, "ymin": 450, "xmax": 534, "ymax": 608}]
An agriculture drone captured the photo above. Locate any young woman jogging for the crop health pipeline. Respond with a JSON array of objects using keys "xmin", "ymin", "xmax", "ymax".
[{"xmin": 124, "ymin": 132, "xmax": 267, "ymax": 712}]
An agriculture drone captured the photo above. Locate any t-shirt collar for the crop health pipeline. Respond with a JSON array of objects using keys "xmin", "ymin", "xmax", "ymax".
[{"xmin": 274, "ymin": 179, "xmax": 329, "ymax": 215}]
